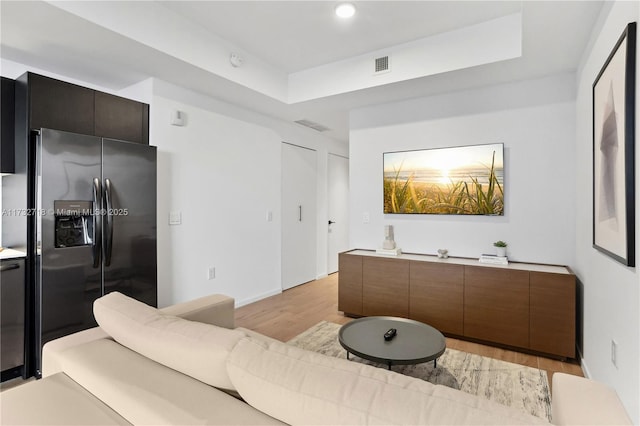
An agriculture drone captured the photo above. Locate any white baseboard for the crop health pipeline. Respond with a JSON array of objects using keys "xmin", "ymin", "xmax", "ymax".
[
  {"xmin": 316, "ymin": 273, "xmax": 329, "ymax": 280},
  {"xmin": 235, "ymin": 288, "xmax": 282, "ymax": 308},
  {"xmin": 577, "ymin": 347, "xmax": 591, "ymax": 378}
]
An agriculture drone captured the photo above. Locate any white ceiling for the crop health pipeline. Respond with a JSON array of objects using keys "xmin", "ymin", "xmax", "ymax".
[
  {"xmin": 159, "ymin": 1, "xmax": 523, "ymax": 73},
  {"xmin": 0, "ymin": 1, "xmax": 604, "ymax": 143}
]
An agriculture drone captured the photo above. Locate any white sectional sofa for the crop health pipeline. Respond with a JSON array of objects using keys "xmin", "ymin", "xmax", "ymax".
[{"xmin": 0, "ymin": 292, "xmax": 631, "ymax": 425}]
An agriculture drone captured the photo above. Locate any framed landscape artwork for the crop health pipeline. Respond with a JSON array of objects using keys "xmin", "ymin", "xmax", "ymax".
[
  {"xmin": 592, "ymin": 22, "xmax": 636, "ymax": 267},
  {"xmin": 383, "ymin": 143, "xmax": 504, "ymax": 215}
]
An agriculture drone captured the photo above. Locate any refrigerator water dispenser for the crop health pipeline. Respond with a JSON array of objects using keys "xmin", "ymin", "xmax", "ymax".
[{"xmin": 54, "ymin": 200, "xmax": 94, "ymax": 248}]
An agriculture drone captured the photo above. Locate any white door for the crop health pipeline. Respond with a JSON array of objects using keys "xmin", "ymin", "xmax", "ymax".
[
  {"xmin": 281, "ymin": 142, "xmax": 317, "ymax": 290},
  {"xmin": 327, "ymin": 154, "xmax": 350, "ymax": 274}
]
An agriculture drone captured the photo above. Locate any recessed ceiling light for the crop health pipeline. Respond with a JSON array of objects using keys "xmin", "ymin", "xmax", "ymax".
[{"xmin": 335, "ymin": 3, "xmax": 356, "ymax": 19}]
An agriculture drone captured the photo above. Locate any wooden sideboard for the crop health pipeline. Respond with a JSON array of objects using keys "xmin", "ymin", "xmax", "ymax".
[{"xmin": 338, "ymin": 249, "xmax": 576, "ymax": 359}]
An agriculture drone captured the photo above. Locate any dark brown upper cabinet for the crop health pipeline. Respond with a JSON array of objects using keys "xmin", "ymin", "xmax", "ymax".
[
  {"xmin": 28, "ymin": 74, "xmax": 95, "ymax": 136},
  {"xmin": 1, "ymin": 77, "xmax": 16, "ymax": 173},
  {"xmin": 17, "ymin": 72, "xmax": 149, "ymax": 145},
  {"xmin": 95, "ymin": 92, "xmax": 148, "ymax": 144}
]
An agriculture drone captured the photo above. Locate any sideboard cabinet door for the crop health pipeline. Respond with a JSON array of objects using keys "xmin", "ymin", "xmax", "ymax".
[
  {"xmin": 409, "ymin": 261, "xmax": 463, "ymax": 335},
  {"xmin": 530, "ymin": 272, "xmax": 576, "ymax": 358},
  {"xmin": 338, "ymin": 253, "xmax": 363, "ymax": 316},
  {"xmin": 464, "ymin": 266, "xmax": 529, "ymax": 348},
  {"xmin": 363, "ymin": 257, "xmax": 409, "ymax": 317}
]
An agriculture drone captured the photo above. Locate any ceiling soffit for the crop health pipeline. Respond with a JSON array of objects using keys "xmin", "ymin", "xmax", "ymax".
[{"xmin": 46, "ymin": 1, "xmax": 523, "ymax": 104}]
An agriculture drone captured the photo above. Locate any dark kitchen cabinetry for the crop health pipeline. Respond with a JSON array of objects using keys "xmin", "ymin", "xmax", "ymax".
[
  {"xmin": 17, "ymin": 72, "xmax": 149, "ymax": 144},
  {"xmin": 1, "ymin": 77, "xmax": 16, "ymax": 173},
  {"xmin": 28, "ymin": 74, "xmax": 95, "ymax": 136},
  {"xmin": 95, "ymin": 92, "xmax": 149, "ymax": 144},
  {"xmin": 1, "ymin": 258, "xmax": 26, "ymax": 381}
]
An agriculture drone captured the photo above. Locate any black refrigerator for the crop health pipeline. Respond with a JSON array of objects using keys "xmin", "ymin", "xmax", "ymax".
[{"xmin": 30, "ymin": 128, "xmax": 157, "ymax": 377}]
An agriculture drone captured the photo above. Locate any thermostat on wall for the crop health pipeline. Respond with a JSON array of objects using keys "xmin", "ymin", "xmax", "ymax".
[{"xmin": 171, "ymin": 110, "xmax": 185, "ymax": 126}]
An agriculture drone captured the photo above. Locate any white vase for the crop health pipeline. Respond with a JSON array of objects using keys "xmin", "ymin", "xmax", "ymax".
[{"xmin": 496, "ymin": 247, "xmax": 507, "ymax": 257}]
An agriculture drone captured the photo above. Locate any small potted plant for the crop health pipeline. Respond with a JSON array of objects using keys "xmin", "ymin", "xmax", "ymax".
[{"xmin": 493, "ymin": 240, "xmax": 507, "ymax": 257}]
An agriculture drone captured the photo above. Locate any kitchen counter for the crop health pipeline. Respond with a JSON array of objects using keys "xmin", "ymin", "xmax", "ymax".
[{"xmin": 0, "ymin": 249, "xmax": 27, "ymax": 260}]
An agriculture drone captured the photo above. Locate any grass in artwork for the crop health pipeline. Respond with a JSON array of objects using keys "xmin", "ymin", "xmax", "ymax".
[{"xmin": 383, "ymin": 148, "xmax": 504, "ymax": 215}]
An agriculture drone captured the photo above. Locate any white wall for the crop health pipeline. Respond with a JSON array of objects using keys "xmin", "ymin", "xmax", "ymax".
[
  {"xmin": 574, "ymin": 1, "xmax": 639, "ymax": 423},
  {"xmin": 151, "ymin": 93, "xmax": 281, "ymax": 308},
  {"xmin": 349, "ymin": 73, "xmax": 576, "ymax": 265},
  {"xmin": 151, "ymin": 79, "xmax": 347, "ymax": 308}
]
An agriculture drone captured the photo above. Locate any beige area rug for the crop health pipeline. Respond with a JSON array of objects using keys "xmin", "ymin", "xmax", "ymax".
[{"xmin": 287, "ymin": 321, "xmax": 551, "ymax": 421}]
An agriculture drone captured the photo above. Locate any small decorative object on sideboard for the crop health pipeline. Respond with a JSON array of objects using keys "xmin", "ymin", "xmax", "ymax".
[
  {"xmin": 437, "ymin": 249, "xmax": 449, "ymax": 259},
  {"xmin": 382, "ymin": 225, "xmax": 396, "ymax": 250},
  {"xmin": 479, "ymin": 254, "xmax": 508, "ymax": 265},
  {"xmin": 493, "ymin": 240, "xmax": 507, "ymax": 257},
  {"xmin": 376, "ymin": 225, "xmax": 402, "ymax": 255}
]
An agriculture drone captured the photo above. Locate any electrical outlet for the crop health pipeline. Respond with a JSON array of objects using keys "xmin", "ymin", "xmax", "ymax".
[
  {"xmin": 207, "ymin": 267, "xmax": 216, "ymax": 280},
  {"xmin": 611, "ymin": 339, "xmax": 618, "ymax": 368},
  {"xmin": 363, "ymin": 212, "xmax": 370, "ymax": 224}
]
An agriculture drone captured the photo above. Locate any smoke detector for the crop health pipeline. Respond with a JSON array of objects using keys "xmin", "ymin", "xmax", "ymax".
[{"xmin": 230, "ymin": 52, "xmax": 244, "ymax": 67}]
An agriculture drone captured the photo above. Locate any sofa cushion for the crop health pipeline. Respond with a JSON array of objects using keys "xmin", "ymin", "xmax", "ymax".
[
  {"xmin": 227, "ymin": 337, "xmax": 549, "ymax": 425},
  {"xmin": 0, "ymin": 373, "xmax": 131, "ymax": 425},
  {"xmin": 94, "ymin": 291, "xmax": 246, "ymax": 390},
  {"xmin": 57, "ymin": 338, "xmax": 286, "ymax": 425}
]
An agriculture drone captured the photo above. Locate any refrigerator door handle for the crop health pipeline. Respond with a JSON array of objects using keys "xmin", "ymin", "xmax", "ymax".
[
  {"xmin": 104, "ymin": 178, "xmax": 114, "ymax": 267},
  {"xmin": 92, "ymin": 178, "xmax": 102, "ymax": 268}
]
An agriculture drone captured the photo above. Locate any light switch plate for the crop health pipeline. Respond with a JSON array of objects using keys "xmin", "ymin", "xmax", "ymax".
[{"xmin": 169, "ymin": 211, "xmax": 182, "ymax": 225}]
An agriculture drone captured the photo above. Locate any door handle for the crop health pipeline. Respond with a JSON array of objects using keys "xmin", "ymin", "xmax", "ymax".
[
  {"xmin": 0, "ymin": 263, "xmax": 20, "ymax": 272},
  {"xmin": 104, "ymin": 178, "xmax": 114, "ymax": 267},
  {"xmin": 328, "ymin": 220, "xmax": 335, "ymax": 225},
  {"xmin": 299, "ymin": 205, "xmax": 302, "ymax": 222},
  {"xmin": 92, "ymin": 178, "xmax": 102, "ymax": 268}
]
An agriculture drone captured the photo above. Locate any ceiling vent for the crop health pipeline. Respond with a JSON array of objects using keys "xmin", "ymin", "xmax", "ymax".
[
  {"xmin": 294, "ymin": 119, "xmax": 331, "ymax": 132},
  {"xmin": 374, "ymin": 55, "xmax": 391, "ymax": 74}
]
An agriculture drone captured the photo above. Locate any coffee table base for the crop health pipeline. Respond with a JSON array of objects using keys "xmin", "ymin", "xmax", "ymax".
[{"xmin": 345, "ymin": 350, "xmax": 439, "ymax": 370}]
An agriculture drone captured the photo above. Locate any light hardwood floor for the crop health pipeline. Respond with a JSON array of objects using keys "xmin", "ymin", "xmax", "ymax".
[{"xmin": 235, "ymin": 273, "xmax": 584, "ymax": 389}]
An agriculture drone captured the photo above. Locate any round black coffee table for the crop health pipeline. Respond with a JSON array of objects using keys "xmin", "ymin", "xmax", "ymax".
[{"xmin": 338, "ymin": 316, "xmax": 446, "ymax": 370}]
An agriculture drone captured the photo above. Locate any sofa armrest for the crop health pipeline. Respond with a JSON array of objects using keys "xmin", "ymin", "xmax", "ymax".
[
  {"xmin": 159, "ymin": 294, "xmax": 235, "ymax": 329},
  {"xmin": 42, "ymin": 327, "xmax": 112, "ymax": 377},
  {"xmin": 552, "ymin": 373, "xmax": 632, "ymax": 425}
]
